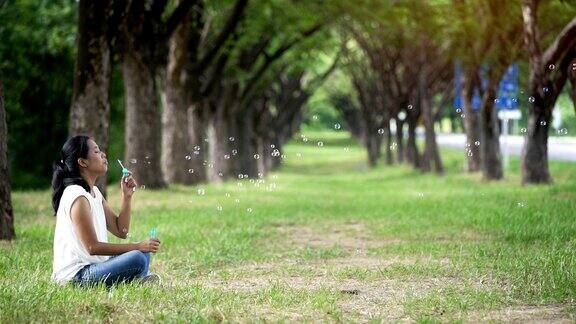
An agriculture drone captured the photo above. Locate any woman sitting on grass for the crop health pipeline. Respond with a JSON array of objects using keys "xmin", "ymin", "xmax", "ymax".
[{"xmin": 51, "ymin": 135, "xmax": 161, "ymax": 286}]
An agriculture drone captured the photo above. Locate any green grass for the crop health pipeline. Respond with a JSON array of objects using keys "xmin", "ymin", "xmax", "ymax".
[{"xmin": 1, "ymin": 130, "xmax": 576, "ymax": 322}]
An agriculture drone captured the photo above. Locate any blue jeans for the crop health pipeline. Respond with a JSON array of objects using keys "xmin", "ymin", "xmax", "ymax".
[{"xmin": 73, "ymin": 250, "xmax": 150, "ymax": 286}]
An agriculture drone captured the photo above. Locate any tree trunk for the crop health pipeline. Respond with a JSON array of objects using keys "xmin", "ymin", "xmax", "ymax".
[
  {"xmin": 0, "ymin": 81, "xmax": 15, "ymax": 240},
  {"xmin": 569, "ymin": 58, "xmax": 576, "ymax": 112},
  {"xmin": 236, "ymin": 108, "xmax": 258, "ymax": 177},
  {"xmin": 366, "ymin": 134, "xmax": 381, "ymax": 167},
  {"xmin": 421, "ymin": 95, "xmax": 443, "ymax": 174},
  {"xmin": 461, "ymin": 69, "xmax": 481, "ymax": 172},
  {"xmin": 479, "ymin": 75, "xmax": 503, "ymax": 180},
  {"xmin": 69, "ymin": 0, "xmax": 112, "ymax": 195},
  {"xmin": 187, "ymin": 105, "xmax": 208, "ymax": 183},
  {"xmin": 395, "ymin": 118, "xmax": 404, "ymax": 164},
  {"xmin": 122, "ymin": 53, "xmax": 166, "ymax": 189},
  {"xmin": 382, "ymin": 122, "xmax": 393, "ymax": 165},
  {"xmin": 162, "ymin": 15, "xmax": 196, "ymax": 185},
  {"xmin": 405, "ymin": 114, "xmax": 420, "ymax": 168},
  {"xmin": 521, "ymin": 103, "xmax": 552, "ymax": 183},
  {"xmin": 207, "ymin": 107, "xmax": 230, "ymax": 183}
]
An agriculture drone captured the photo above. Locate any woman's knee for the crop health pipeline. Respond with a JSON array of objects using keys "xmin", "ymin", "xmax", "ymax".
[{"xmin": 124, "ymin": 250, "xmax": 148, "ymax": 270}]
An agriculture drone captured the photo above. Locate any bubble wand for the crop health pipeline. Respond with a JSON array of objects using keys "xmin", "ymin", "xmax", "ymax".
[{"xmin": 117, "ymin": 159, "xmax": 130, "ymax": 177}]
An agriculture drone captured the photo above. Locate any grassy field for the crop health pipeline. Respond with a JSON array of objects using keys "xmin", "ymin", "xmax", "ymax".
[{"xmin": 1, "ymin": 131, "xmax": 575, "ymax": 322}]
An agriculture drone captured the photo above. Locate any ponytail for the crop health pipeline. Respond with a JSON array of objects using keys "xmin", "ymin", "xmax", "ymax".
[{"xmin": 51, "ymin": 135, "xmax": 91, "ymax": 215}]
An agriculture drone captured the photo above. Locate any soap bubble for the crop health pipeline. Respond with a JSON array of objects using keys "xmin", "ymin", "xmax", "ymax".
[
  {"xmin": 344, "ymin": 147, "xmax": 350, "ymax": 152},
  {"xmin": 303, "ymin": 137, "xmax": 308, "ymax": 143},
  {"xmin": 225, "ymin": 192, "xmax": 230, "ymax": 197},
  {"xmin": 216, "ymin": 205, "xmax": 223, "ymax": 211},
  {"xmin": 317, "ymin": 141, "xmax": 324, "ymax": 147},
  {"xmin": 520, "ymin": 127, "xmax": 527, "ymax": 133},
  {"xmin": 270, "ymin": 144, "xmax": 275, "ymax": 149},
  {"xmin": 517, "ymin": 202, "xmax": 526, "ymax": 208},
  {"xmin": 312, "ymin": 115, "xmax": 319, "ymax": 121},
  {"xmin": 543, "ymin": 87, "xmax": 549, "ymax": 93},
  {"xmin": 197, "ymin": 188, "xmax": 205, "ymax": 196},
  {"xmin": 193, "ymin": 150, "xmax": 200, "ymax": 155},
  {"xmin": 253, "ymin": 154, "xmax": 260, "ymax": 160},
  {"xmin": 456, "ymin": 108, "xmax": 462, "ymax": 113},
  {"xmin": 494, "ymin": 98, "xmax": 499, "ymax": 104},
  {"xmin": 461, "ymin": 114, "xmax": 466, "ymax": 118},
  {"xmin": 232, "ymin": 149, "xmax": 238, "ymax": 155},
  {"xmin": 229, "ymin": 137, "xmax": 235, "ymax": 142},
  {"xmin": 271, "ymin": 149, "xmax": 280, "ymax": 157},
  {"xmin": 188, "ymin": 168, "xmax": 194, "ymax": 173},
  {"xmin": 378, "ymin": 128, "xmax": 384, "ymax": 135},
  {"xmin": 130, "ymin": 159, "xmax": 137, "ymax": 164},
  {"xmin": 407, "ymin": 104, "xmax": 413, "ymax": 110},
  {"xmin": 185, "ymin": 155, "xmax": 192, "ymax": 160},
  {"xmin": 548, "ymin": 64, "xmax": 555, "ymax": 70},
  {"xmin": 140, "ymin": 185, "xmax": 145, "ymax": 189},
  {"xmin": 238, "ymin": 174, "xmax": 244, "ymax": 179},
  {"xmin": 246, "ymin": 208, "xmax": 253, "ymax": 213},
  {"xmin": 194, "ymin": 145, "xmax": 200, "ymax": 151},
  {"xmin": 224, "ymin": 154, "xmax": 230, "ymax": 160},
  {"xmin": 334, "ymin": 123, "xmax": 341, "ymax": 130},
  {"xmin": 528, "ymin": 96, "xmax": 535, "ymax": 103},
  {"xmin": 474, "ymin": 141, "xmax": 480, "ymax": 146},
  {"xmin": 557, "ymin": 128, "xmax": 568, "ymax": 135},
  {"xmin": 296, "ymin": 153, "xmax": 302, "ymax": 157},
  {"xmin": 540, "ymin": 121, "xmax": 547, "ymax": 126},
  {"xmin": 235, "ymin": 198, "xmax": 240, "ymax": 203}
]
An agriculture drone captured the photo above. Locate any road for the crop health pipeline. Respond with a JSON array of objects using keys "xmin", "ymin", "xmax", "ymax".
[{"xmin": 436, "ymin": 133, "xmax": 576, "ymax": 162}]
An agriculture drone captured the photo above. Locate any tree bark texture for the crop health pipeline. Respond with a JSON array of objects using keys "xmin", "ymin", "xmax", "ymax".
[
  {"xmin": 0, "ymin": 81, "xmax": 15, "ymax": 240},
  {"xmin": 122, "ymin": 53, "xmax": 166, "ymax": 189},
  {"xmin": 69, "ymin": 0, "xmax": 112, "ymax": 195}
]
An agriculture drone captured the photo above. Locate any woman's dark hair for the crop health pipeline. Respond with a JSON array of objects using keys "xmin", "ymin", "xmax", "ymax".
[{"xmin": 52, "ymin": 135, "xmax": 92, "ymax": 214}]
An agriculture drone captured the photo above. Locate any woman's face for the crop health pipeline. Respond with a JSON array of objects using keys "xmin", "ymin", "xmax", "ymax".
[{"xmin": 80, "ymin": 139, "xmax": 108, "ymax": 175}]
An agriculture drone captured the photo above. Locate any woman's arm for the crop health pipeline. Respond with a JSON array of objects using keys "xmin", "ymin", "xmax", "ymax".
[
  {"xmin": 71, "ymin": 197, "xmax": 159, "ymax": 256},
  {"xmin": 104, "ymin": 173, "xmax": 137, "ymax": 239}
]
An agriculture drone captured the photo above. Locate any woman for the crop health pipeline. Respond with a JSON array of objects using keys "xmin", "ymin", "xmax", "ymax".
[{"xmin": 51, "ymin": 135, "xmax": 161, "ymax": 286}]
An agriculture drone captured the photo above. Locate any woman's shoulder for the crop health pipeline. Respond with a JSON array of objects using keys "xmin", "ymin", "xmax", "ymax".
[{"xmin": 62, "ymin": 185, "xmax": 91, "ymax": 200}]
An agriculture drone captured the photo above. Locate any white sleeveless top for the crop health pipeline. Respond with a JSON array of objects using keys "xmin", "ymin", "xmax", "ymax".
[{"xmin": 51, "ymin": 185, "xmax": 110, "ymax": 284}]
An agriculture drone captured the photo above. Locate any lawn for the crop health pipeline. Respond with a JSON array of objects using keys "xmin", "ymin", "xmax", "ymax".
[{"xmin": 1, "ymin": 131, "xmax": 575, "ymax": 322}]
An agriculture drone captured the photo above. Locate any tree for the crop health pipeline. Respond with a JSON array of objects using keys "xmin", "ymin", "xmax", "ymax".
[
  {"xmin": 521, "ymin": 0, "xmax": 576, "ymax": 184},
  {"xmin": 69, "ymin": 0, "xmax": 113, "ymax": 195},
  {"xmin": 116, "ymin": 0, "xmax": 195, "ymax": 189},
  {"xmin": 162, "ymin": 0, "xmax": 248, "ymax": 185},
  {"xmin": 0, "ymin": 80, "xmax": 16, "ymax": 240}
]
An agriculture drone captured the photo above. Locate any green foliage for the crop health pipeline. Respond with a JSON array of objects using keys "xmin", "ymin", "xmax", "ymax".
[{"xmin": 0, "ymin": 0, "xmax": 77, "ymax": 189}]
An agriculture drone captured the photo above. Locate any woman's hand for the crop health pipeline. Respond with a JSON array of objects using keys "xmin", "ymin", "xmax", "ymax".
[
  {"xmin": 137, "ymin": 238, "xmax": 161, "ymax": 253},
  {"xmin": 121, "ymin": 172, "xmax": 137, "ymax": 198}
]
